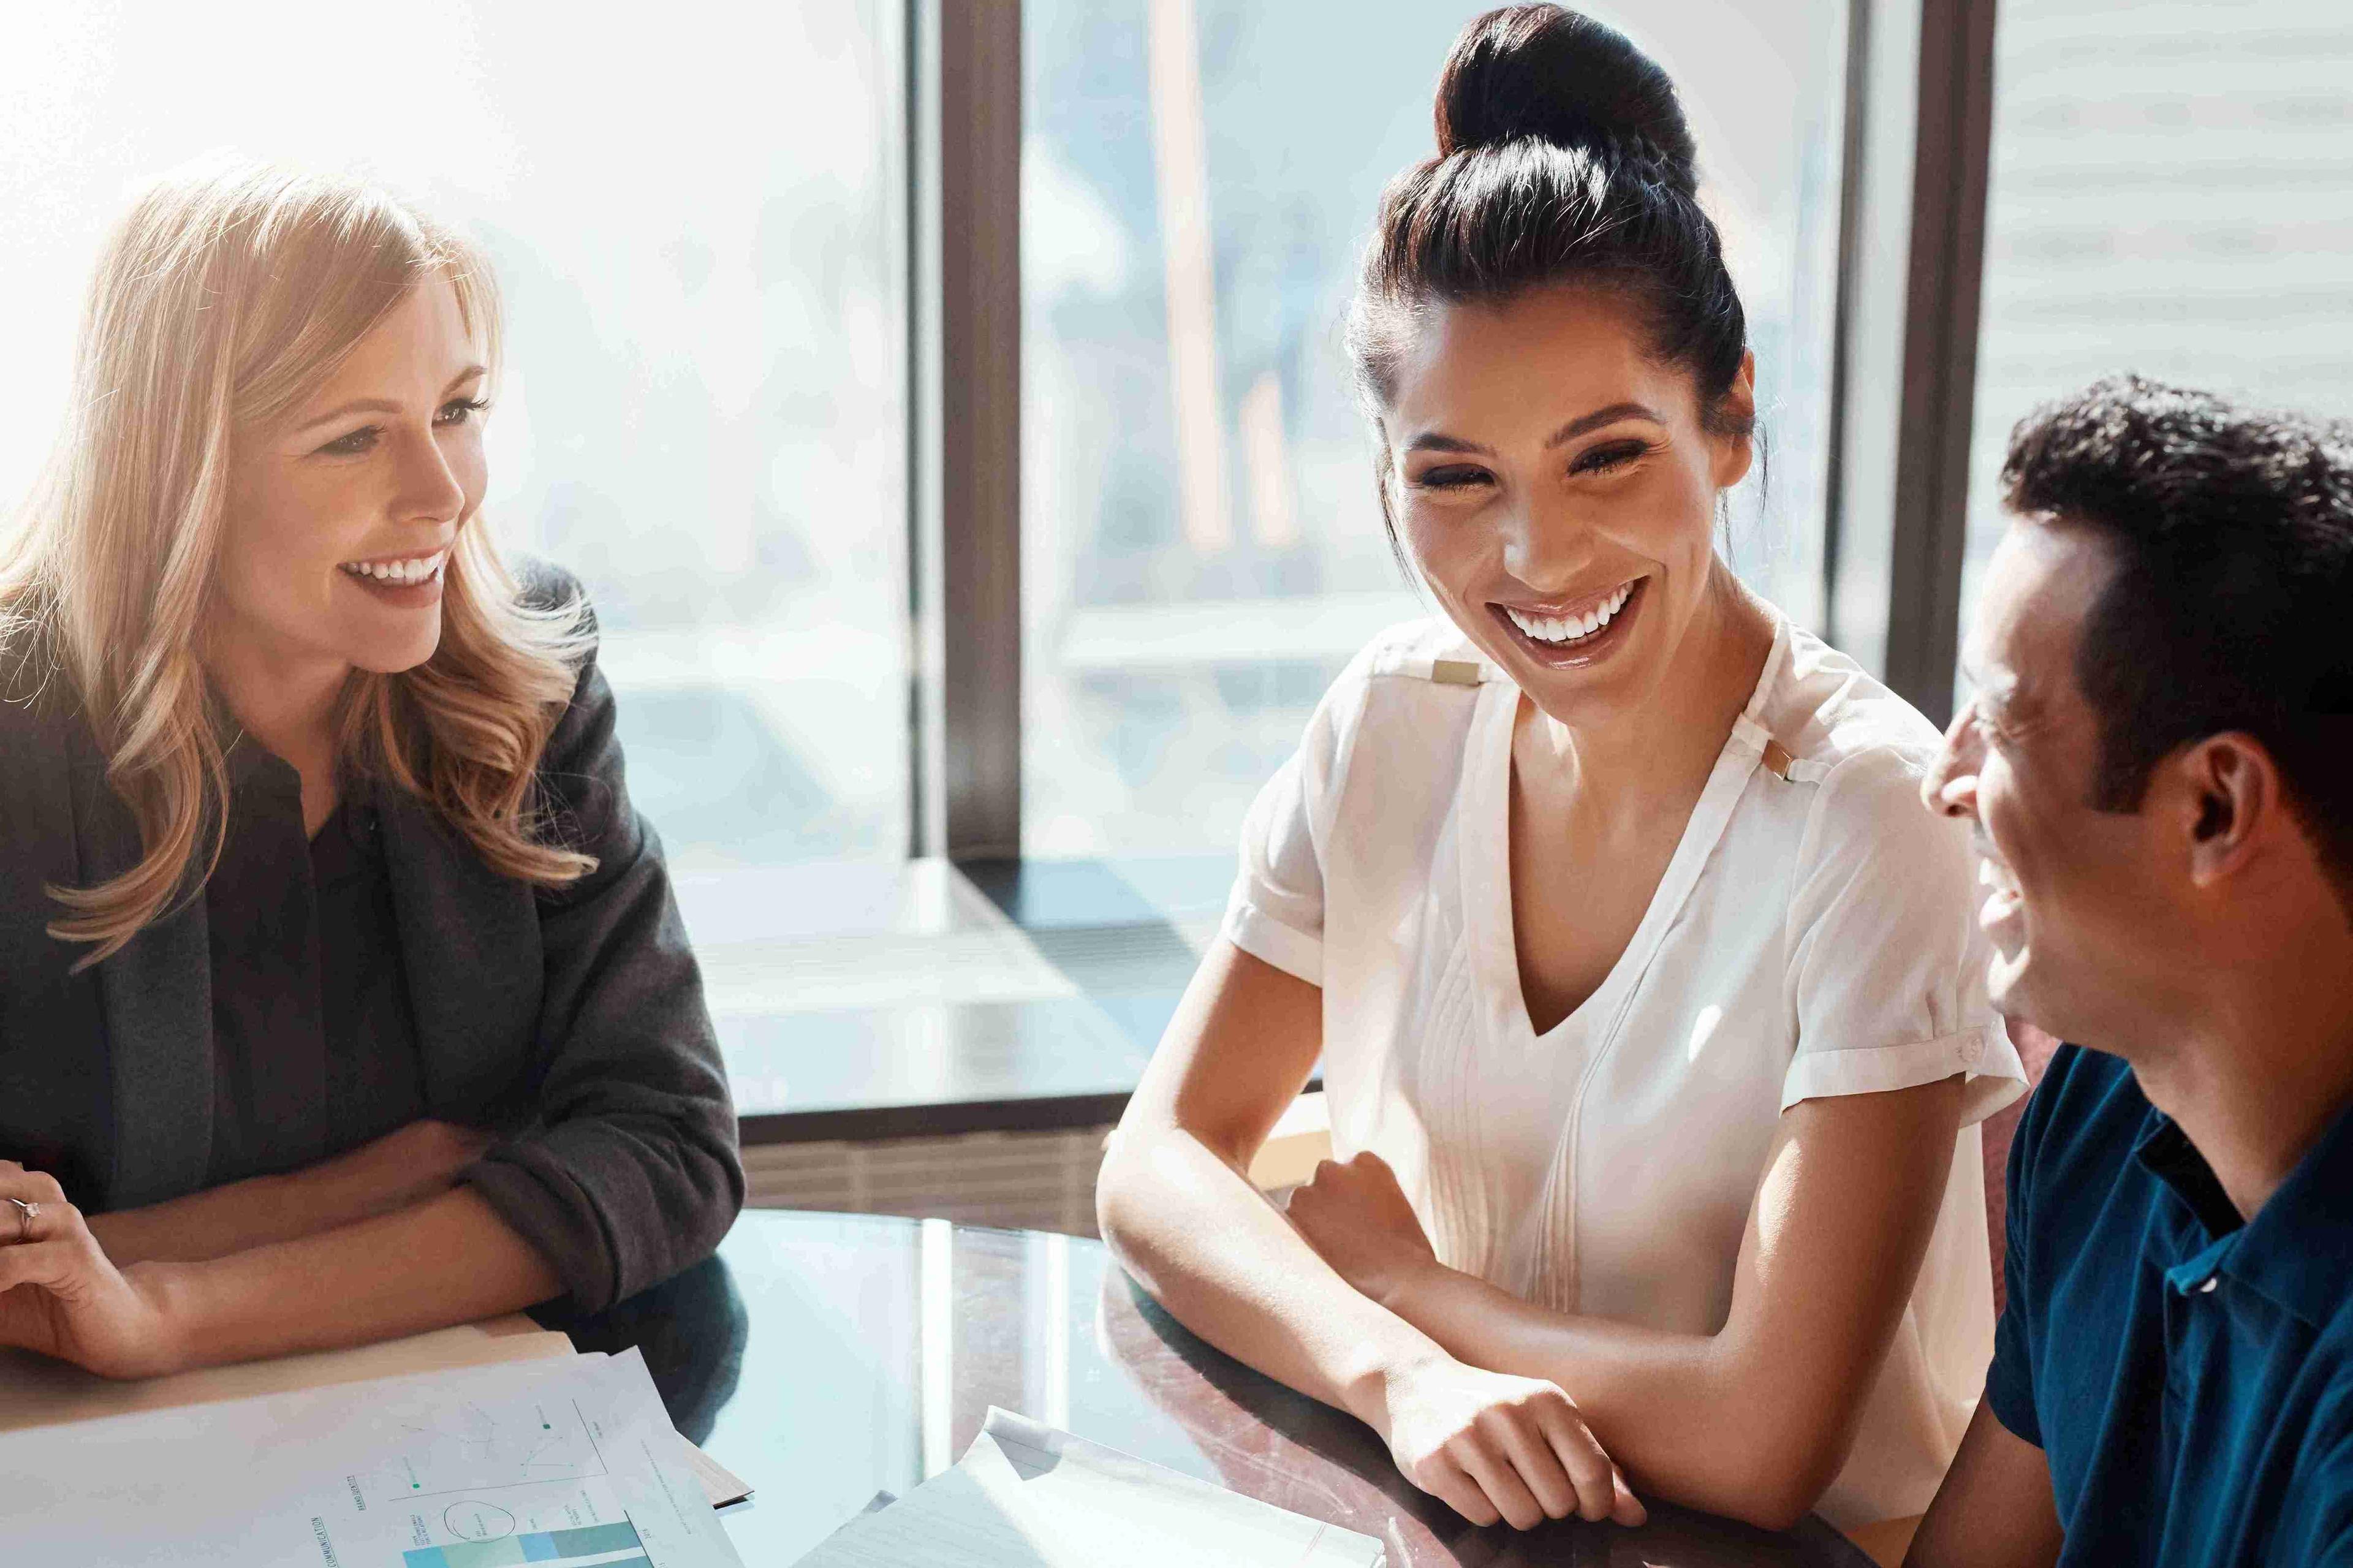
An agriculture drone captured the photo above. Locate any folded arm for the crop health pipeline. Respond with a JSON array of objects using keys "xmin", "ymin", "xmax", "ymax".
[
  {"xmin": 1098, "ymin": 941, "xmax": 1424, "ymax": 1417},
  {"xmin": 1297, "ymin": 1074, "xmax": 1967, "ymax": 1530},
  {"xmin": 88, "ymin": 1119, "xmax": 491, "ymax": 1267},
  {"xmin": 457, "ymin": 614, "xmax": 742, "ymax": 1313},
  {"xmin": 0, "ymin": 1158, "xmax": 558, "ymax": 1377},
  {"xmin": 1097, "ymin": 939, "xmax": 1643, "ymax": 1531}
]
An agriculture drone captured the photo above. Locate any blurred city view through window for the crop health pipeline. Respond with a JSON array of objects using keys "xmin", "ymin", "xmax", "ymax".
[
  {"xmin": 1021, "ymin": 0, "xmax": 1850, "ymax": 862},
  {"xmin": 10, "ymin": 0, "xmax": 2346, "ymax": 969},
  {"xmin": 1963, "ymin": 0, "xmax": 2353, "ymax": 692}
]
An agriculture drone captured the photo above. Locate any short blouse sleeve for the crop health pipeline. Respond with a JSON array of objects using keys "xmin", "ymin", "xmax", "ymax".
[
  {"xmin": 1219, "ymin": 650, "xmax": 1377, "ymax": 988},
  {"xmin": 1778, "ymin": 746, "xmax": 2028, "ymax": 1123}
]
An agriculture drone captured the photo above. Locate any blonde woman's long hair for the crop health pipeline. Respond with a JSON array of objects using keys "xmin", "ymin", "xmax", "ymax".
[{"xmin": 0, "ymin": 159, "xmax": 595, "ymax": 966}]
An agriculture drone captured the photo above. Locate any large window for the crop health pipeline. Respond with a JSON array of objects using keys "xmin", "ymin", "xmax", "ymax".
[
  {"xmin": 16, "ymin": 1, "xmax": 2130, "ymax": 1129},
  {"xmin": 1963, "ymin": 0, "xmax": 2353, "ymax": 671},
  {"xmin": 0, "ymin": 4, "xmax": 908, "ymax": 875},
  {"xmin": 1020, "ymin": 0, "xmax": 1851, "ymax": 862}
]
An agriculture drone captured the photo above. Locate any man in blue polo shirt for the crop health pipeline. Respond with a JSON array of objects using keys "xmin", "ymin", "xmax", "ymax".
[{"xmin": 1904, "ymin": 376, "xmax": 2353, "ymax": 1566}]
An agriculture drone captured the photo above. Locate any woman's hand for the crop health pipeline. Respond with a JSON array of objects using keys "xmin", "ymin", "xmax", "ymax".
[
  {"xmin": 0, "ymin": 1163, "xmax": 186, "ymax": 1379},
  {"xmin": 1377, "ymin": 1352, "xmax": 1646, "ymax": 1530},
  {"xmin": 363, "ymin": 1119, "xmax": 497, "ymax": 1199},
  {"xmin": 1289, "ymin": 1150, "xmax": 1442, "ymax": 1305}
]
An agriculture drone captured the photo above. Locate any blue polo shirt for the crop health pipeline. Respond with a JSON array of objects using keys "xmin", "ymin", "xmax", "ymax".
[{"xmin": 1987, "ymin": 1044, "xmax": 2353, "ymax": 1564}]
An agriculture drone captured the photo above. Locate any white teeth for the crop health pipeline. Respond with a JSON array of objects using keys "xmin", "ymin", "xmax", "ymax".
[
  {"xmin": 340, "ymin": 550, "xmax": 447, "ymax": 585},
  {"xmin": 1506, "ymin": 582, "xmax": 1634, "ymax": 646}
]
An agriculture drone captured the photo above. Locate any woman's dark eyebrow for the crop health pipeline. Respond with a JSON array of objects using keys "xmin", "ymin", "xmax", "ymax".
[
  {"xmin": 1402, "ymin": 401, "xmax": 1663, "ymax": 458},
  {"xmin": 1402, "ymin": 431, "xmax": 1491, "ymax": 456},
  {"xmin": 1543, "ymin": 401, "xmax": 1662, "ymax": 447}
]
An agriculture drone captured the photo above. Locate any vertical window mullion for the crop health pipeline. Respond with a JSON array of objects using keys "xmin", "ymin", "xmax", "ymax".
[{"xmin": 908, "ymin": 0, "xmax": 1025, "ymax": 865}]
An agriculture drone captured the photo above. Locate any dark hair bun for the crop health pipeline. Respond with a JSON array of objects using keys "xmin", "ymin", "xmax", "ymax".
[{"xmin": 1434, "ymin": 5, "xmax": 1698, "ymax": 194}]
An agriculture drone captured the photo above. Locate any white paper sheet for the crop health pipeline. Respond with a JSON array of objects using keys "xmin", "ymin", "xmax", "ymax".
[
  {"xmin": 0, "ymin": 1349, "xmax": 745, "ymax": 1568},
  {"xmin": 681, "ymin": 1436, "xmax": 755, "ymax": 1509},
  {"xmin": 792, "ymin": 1407, "xmax": 1385, "ymax": 1567},
  {"xmin": 0, "ymin": 1316, "xmax": 748, "ymax": 1512}
]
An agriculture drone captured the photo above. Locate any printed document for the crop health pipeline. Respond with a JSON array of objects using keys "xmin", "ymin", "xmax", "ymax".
[{"xmin": 0, "ymin": 1348, "xmax": 742, "ymax": 1568}]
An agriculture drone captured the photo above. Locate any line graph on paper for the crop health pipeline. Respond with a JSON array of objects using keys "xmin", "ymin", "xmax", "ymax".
[{"xmin": 362, "ymin": 1397, "xmax": 610, "ymax": 1504}]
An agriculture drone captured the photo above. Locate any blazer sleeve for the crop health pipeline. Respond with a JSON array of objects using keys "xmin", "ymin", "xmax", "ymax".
[{"xmin": 461, "ymin": 577, "xmax": 745, "ymax": 1311}]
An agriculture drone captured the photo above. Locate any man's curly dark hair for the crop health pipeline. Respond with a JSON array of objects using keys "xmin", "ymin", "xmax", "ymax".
[{"xmin": 2001, "ymin": 374, "xmax": 2353, "ymax": 903}]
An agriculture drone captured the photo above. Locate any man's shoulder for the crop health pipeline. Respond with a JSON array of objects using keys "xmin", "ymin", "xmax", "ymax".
[
  {"xmin": 2266, "ymin": 1325, "xmax": 2353, "ymax": 1559},
  {"xmin": 2009, "ymin": 1044, "xmax": 2148, "ymax": 1213},
  {"xmin": 2026, "ymin": 1040, "xmax": 2140, "ymax": 1116}
]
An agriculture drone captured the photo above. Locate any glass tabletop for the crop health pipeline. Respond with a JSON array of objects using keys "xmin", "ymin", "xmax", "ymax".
[{"xmin": 539, "ymin": 1208, "xmax": 1874, "ymax": 1568}]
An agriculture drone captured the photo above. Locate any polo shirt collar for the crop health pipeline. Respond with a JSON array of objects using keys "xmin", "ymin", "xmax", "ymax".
[
  {"xmin": 2132, "ymin": 1113, "xmax": 2240, "ymax": 1238},
  {"xmin": 2135, "ymin": 1094, "xmax": 2353, "ymax": 1328},
  {"xmin": 2226, "ymin": 1094, "xmax": 2353, "ymax": 1327}
]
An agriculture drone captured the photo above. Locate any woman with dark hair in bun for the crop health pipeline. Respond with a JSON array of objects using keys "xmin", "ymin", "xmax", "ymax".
[{"xmin": 1100, "ymin": 4, "xmax": 2025, "ymax": 1539}]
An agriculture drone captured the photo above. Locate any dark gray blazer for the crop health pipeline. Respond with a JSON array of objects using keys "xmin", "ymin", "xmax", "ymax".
[{"xmin": 0, "ymin": 562, "xmax": 743, "ymax": 1311}]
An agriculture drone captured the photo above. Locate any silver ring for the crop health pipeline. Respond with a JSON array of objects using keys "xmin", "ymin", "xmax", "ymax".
[{"xmin": 6, "ymin": 1197, "xmax": 37, "ymax": 1243}]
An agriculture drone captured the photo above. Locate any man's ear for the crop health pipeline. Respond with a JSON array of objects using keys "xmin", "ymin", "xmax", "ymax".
[{"xmin": 2166, "ymin": 732, "xmax": 2283, "ymax": 889}]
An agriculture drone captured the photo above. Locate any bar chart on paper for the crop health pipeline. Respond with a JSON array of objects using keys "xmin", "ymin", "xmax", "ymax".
[{"xmin": 404, "ymin": 1520, "xmax": 650, "ymax": 1568}]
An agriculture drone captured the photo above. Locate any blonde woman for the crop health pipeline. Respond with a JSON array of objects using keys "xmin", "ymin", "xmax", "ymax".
[{"xmin": 0, "ymin": 161, "xmax": 741, "ymax": 1377}]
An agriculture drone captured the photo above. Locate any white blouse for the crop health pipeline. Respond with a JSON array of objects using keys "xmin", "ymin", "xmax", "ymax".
[{"xmin": 1224, "ymin": 612, "xmax": 2028, "ymax": 1529}]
